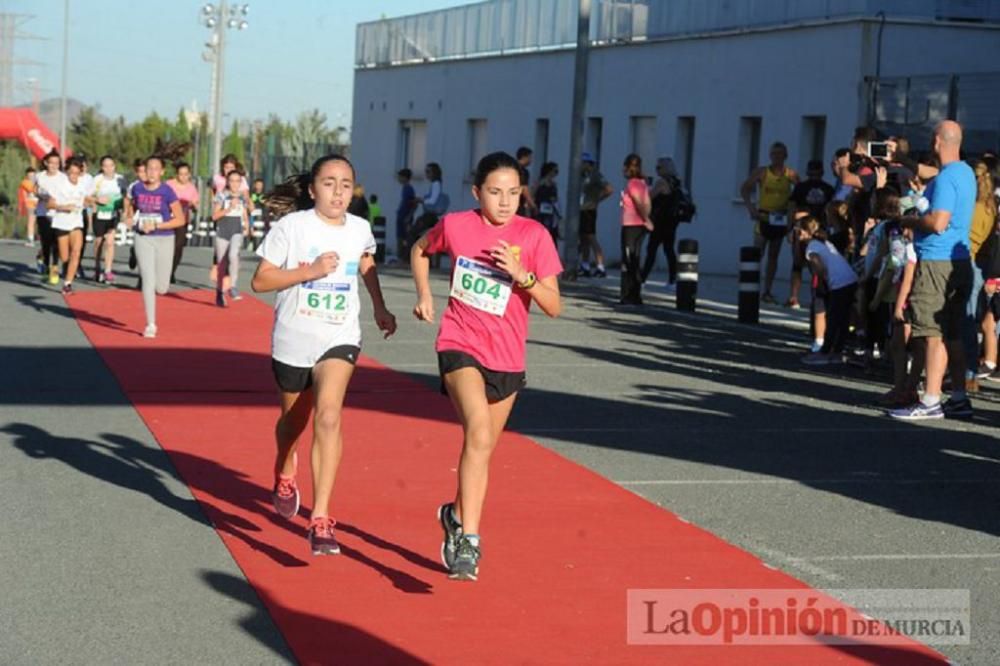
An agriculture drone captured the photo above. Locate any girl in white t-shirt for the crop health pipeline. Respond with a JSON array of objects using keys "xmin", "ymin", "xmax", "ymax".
[
  {"xmin": 800, "ymin": 216, "xmax": 858, "ymax": 366},
  {"xmin": 251, "ymin": 154, "xmax": 397, "ymax": 556},
  {"xmin": 47, "ymin": 156, "xmax": 93, "ymax": 295}
]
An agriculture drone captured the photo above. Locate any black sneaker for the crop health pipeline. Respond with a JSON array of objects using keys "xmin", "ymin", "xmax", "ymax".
[
  {"xmin": 594, "ymin": 267, "xmax": 607, "ymax": 278},
  {"xmin": 975, "ymin": 363, "xmax": 996, "ymax": 380},
  {"xmin": 942, "ymin": 397, "xmax": 973, "ymax": 420},
  {"xmin": 577, "ymin": 266, "xmax": 592, "ymax": 278},
  {"xmin": 216, "ymin": 290, "xmax": 227, "ymax": 308},
  {"xmin": 449, "ymin": 535, "xmax": 481, "ymax": 581},
  {"xmin": 437, "ymin": 502, "xmax": 462, "ymax": 570}
]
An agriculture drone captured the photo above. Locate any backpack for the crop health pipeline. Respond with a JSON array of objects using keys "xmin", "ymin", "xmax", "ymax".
[
  {"xmin": 671, "ymin": 179, "xmax": 696, "ymax": 223},
  {"xmin": 425, "ymin": 191, "xmax": 450, "ymax": 216},
  {"xmin": 976, "ymin": 229, "xmax": 1000, "ymax": 279}
]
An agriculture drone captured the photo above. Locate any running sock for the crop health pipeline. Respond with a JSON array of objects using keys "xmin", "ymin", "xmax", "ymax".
[
  {"xmin": 580, "ymin": 261, "xmax": 591, "ymax": 271},
  {"xmin": 464, "ymin": 534, "xmax": 480, "ymax": 547},
  {"xmin": 921, "ymin": 394, "xmax": 941, "ymax": 407},
  {"xmin": 986, "ymin": 362, "xmax": 997, "ymax": 371},
  {"xmin": 596, "ymin": 263, "xmax": 605, "ymax": 271}
]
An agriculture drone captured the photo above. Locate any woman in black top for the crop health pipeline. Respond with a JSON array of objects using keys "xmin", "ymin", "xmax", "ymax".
[{"xmin": 641, "ymin": 158, "xmax": 682, "ymax": 287}]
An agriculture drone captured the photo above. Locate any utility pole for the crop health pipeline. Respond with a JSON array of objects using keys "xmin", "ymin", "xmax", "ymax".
[
  {"xmin": 211, "ymin": 1, "xmax": 226, "ymax": 176},
  {"xmin": 201, "ymin": 2, "xmax": 249, "ymax": 181},
  {"xmin": 58, "ymin": 0, "xmax": 69, "ymax": 158},
  {"xmin": 561, "ymin": 0, "xmax": 591, "ymax": 279},
  {"xmin": 0, "ymin": 13, "xmax": 44, "ymax": 108}
]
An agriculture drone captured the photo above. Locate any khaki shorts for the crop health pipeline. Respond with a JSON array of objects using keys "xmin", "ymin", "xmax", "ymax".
[{"xmin": 908, "ymin": 259, "xmax": 973, "ymax": 340}]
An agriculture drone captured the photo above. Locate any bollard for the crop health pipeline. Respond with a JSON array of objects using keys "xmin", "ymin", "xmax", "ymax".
[
  {"xmin": 196, "ymin": 220, "xmax": 211, "ymax": 247},
  {"xmin": 738, "ymin": 246, "xmax": 761, "ymax": 323},
  {"xmin": 676, "ymin": 239, "xmax": 698, "ymax": 312},
  {"xmin": 251, "ymin": 219, "xmax": 266, "ymax": 250},
  {"xmin": 372, "ymin": 215, "xmax": 386, "ymax": 264}
]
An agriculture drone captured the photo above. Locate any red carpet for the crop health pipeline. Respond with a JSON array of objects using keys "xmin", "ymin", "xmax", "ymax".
[{"xmin": 68, "ymin": 289, "xmax": 947, "ymax": 665}]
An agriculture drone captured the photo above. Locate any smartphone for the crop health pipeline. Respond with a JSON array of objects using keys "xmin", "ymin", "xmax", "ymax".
[{"xmin": 868, "ymin": 142, "xmax": 890, "ymax": 159}]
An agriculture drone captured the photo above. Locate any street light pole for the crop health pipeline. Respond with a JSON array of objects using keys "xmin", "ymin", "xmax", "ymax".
[
  {"xmin": 211, "ymin": 0, "xmax": 227, "ymax": 177},
  {"xmin": 561, "ymin": 0, "xmax": 591, "ymax": 278},
  {"xmin": 58, "ymin": 0, "xmax": 69, "ymax": 158},
  {"xmin": 201, "ymin": 1, "xmax": 249, "ymax": 183}
]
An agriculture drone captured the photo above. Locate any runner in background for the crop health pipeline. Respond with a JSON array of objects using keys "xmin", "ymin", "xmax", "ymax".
[
  {"xmin": 211, "ymin": 170, "xmax": 252, "ymax": 306},
  {"xmin": 211, "ymin": 154, "xmax": 248, "ymax": 290},
  {"xmin": 249, "ymin": 177, "xmax": 267, "ymax": 250},
  {"xmin": 18, "ymin": 167, "xmax": 38, "ymax": 246},
  {"xmin": 124, "ymin": 158, "xmax": 147, "ymax": 274},
  {"xmin": 127, "ymin": 155, "xmax": 185, "ymax": 339},
  {"xmin": 92, "ymin": 155, "xmax": 127, "ymax": 284},
  {"xmin": 167, "ymin": 162, "xmax": 199, "ymax": 284},
  {"xmin": 411, "ymin": 151, "xmax": 562, "ymax": 581},
  {"xmin": 252, "ymin": 154, "xmax": 397, "ymax": 556},
  {"xmin": 47, "ymin": 156, "xmax": 91, "ymax": 295},
  {"xmin": 34, "ymin": 150, "xmax": 65, "ymax": 285}
]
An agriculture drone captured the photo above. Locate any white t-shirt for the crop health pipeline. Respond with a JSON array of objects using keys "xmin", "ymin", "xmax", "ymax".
[
  {"xmin": 48, "ymin": 175, "xmax": 89, "ymax": 231},
  {"xmin": 806, "ymin": 239, "xmax": 857, "ymax": 291},
  {"xmin": 256, "ymin": 209, "xmax": 377, "ymax": 368},
  {"xmin": 35, "ymin": 171, "xmax": 66, "ymax": 216},
  {"xmin": 80, "ymin": 173, "xmax": 95, "ymax": 203}
]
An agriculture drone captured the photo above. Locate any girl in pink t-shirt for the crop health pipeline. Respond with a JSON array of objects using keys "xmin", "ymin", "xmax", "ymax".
[
  {"xmin": 411, "ymin": 151, "xmax": 563, "ymax": 581},
  {"xmin": 620, "ymin": 153, "xmax": 653, "ymax": 304},
  {"xmin": 167, "ymin": 162, "xmax": 200, "ymax": 284}
]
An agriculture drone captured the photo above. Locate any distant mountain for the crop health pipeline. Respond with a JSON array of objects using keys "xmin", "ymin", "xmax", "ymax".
[{"xmin": 16, "ymin": 98, "xmax": 107, "ymax": 131}]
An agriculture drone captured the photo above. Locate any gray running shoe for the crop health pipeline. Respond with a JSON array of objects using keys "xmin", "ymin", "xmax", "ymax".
[
  {"xmin": 449, "ymin": 535, "xmax": 480, "ymax": 581},
  {"xmin": 272, "ymin": 476, "xmax": 300, "ymax": 520},
  {"xmin": 437, "ymin": 502, "xmax": 462, "ymax": 570},
  {"xmin": 308, "ymin": 517, "xmax": 340, "ymax": 555}
]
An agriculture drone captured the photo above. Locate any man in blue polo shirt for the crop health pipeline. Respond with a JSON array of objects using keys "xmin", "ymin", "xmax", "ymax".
[{"xmin": 891, "ymin": 120, "xmax": 975, "ymax": 421}]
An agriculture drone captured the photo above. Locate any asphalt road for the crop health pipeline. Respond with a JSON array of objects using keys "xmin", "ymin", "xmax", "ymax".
[{"xmin": 2, "ymin": 241, "xmax": 997, "ymax": 665}]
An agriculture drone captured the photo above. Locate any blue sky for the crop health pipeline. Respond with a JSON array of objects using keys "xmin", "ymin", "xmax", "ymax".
[{"xmin": 3, "ymin": 0, "xmax": 469, "ymax": 128}]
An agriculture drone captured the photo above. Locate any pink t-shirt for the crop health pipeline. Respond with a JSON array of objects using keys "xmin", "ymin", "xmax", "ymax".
[
  {"xmin": 424, "ymin": 210, "xmax": 563, "ymax": 372},
  {"xmin": 620, "ymin": 178, "xmax": 649, "ymax": 227},
  {"xmin": 167, "ymin": 179, "xmax": 199, "ymax": 222},
  {"xmin": 212, "ymin": 173, "xmax": 249, "ymax": 195}
]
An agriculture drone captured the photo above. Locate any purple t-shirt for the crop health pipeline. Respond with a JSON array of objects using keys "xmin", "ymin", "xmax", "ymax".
[{"xmin": 133, "ymin": 182, "xmax": 178, "ymax": 237}]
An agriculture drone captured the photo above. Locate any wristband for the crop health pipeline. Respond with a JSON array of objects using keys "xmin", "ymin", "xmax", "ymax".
[{"xmin": 518, "ymin": 272, "xmax": 537, "ymax": 289}]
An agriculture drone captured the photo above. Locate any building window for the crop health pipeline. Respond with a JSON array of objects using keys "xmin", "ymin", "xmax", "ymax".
[
  {"xmin": 534, "ymin": 118, "xmax": 549, "ymax": 168},
  {"xmin": 466, "ymin": 119, "xmax": 488, "ymax": 180},
  {"xmin": 586, "ymin": 117, "xmax": 603, "ymax": 167},
  {"xmin": 675, "ymin": 116, "xmax": 695, "ymax": 190},
  {"xmin": 736, "ymin": 116, "xmax": 762, "ymax": 189},
  {"xmin": 398, "ymin": 119, "xmax": 427, "ymax": 175},
  {"xmin": 629, "ymin": 116, "xmax": 657, "ymax": 180},
  {"xmin": 800, "ymin": 115, "xmax": 827, "ymax": 171}
]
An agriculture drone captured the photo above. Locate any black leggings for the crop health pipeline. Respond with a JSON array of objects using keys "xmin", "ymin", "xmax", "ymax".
[
  {"xmin": 620, "ymin": 226, "xmax": 646, "ymax": 303},
  {"xmin": 641, "ymin": 220, "xmax": 679, "ymax": 283},
  {"xmin": 820, "ymin": 284, "xmax": 856, "ymax": 354},
  {"xmin": 37, "ymin": 216, "xmax": 57, "ymax": 268}
]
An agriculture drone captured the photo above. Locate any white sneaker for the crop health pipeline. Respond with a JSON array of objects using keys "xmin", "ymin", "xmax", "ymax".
[{"xmin": 143, "ymin": 324, "xmax": 157, "ymax": 339}]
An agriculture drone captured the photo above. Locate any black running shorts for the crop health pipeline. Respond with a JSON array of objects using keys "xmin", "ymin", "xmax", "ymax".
[
  {"xmin": 438, "ymin": 350, "xmax": 525, "ymax": 403},
  {"xmin": 271, "ymin": 345, "xmax": 360, "ymax": 393}
]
